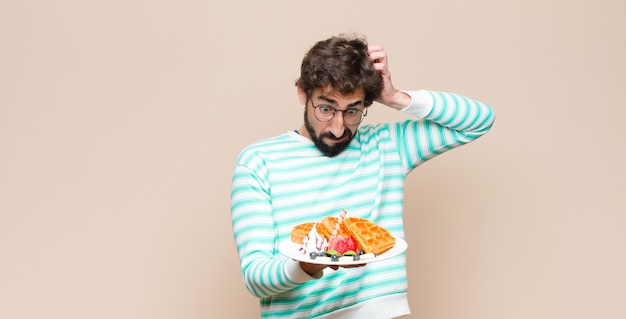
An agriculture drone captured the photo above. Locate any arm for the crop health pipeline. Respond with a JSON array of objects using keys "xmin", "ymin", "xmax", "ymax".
[
  {"xmin": 367, "ymin": 44, "xmax": 495, "ymax": 167},
  {"xmin": 231, "ymin": 160, "xmax": 321, "ymax": 298},
  {"xmin": 400, "ymin": 90, "xmax": 495, "ymax": 166},
  {"xmin": 232, "ymin": 152, "xmax": 331, "ymax": 298}
]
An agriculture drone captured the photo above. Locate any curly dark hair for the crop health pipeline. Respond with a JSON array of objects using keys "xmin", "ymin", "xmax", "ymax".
[{"xmin": 296, "ymin": 35, "xmax": 383, "ymax": 107}]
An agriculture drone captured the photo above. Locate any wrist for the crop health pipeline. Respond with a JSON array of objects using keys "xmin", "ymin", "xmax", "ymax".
[
  {"xmin": 399, "ymin": 90, "xmax": 433, "ymax": 118},
  {"xmin": 386, "ymin": 90, "xmax": 412, "ymax": 110}
]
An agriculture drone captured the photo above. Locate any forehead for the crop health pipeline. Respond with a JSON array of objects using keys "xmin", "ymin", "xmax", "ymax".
[{"xmin": 314, "ymin": 86, "xmax": 365, "ymax": 104}]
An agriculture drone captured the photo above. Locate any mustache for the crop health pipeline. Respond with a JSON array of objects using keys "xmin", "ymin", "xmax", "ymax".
[{"xmin": 323, "ymin": 130, "xmax": 352, "ymax": 139}]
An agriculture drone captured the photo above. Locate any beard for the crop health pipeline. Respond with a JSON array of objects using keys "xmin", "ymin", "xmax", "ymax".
[{"xmin": 304, "ymin": 108, "xmax": 354, "ymax": 157}]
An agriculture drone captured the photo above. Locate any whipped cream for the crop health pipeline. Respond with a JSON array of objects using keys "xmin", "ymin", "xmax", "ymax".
[{"xmin": 298, "ymin": 223, "xmax": 328, "ymax": 255}]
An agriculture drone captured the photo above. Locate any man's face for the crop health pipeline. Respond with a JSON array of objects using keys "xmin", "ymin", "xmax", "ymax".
[{"xmin": 298, "ymin": 86, "xmax": 366, "ymax": 157}]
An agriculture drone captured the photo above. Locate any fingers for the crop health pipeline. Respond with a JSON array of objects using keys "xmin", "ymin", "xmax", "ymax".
[
  {"xmin": 367, "ymin": 44, "xmax": 384, "ymax": 54},
  {"xmin": 368, "ymin": 44, "xmax": 395, "ymax": 103},
  {"xmin": 367, "ymin": 44, "xmax": 388, "ymax": 72},
  {"xmin": 367, "ymin": 45, "xmax": 385, "ymax": 60}
]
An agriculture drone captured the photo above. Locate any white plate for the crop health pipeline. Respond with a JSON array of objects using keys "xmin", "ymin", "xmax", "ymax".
[{"xmin": 279, "ymin": 236, "xmax": 407, "ymax": 266}]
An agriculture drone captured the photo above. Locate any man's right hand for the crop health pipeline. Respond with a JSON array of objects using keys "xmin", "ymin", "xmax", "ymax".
[
  {"xmin": 300, "ymin": 260, "xmax": 366, "ymax": 276},
  {"xmin": 300, "ymin": 261, "xmax": 329, "ymax": 276}
]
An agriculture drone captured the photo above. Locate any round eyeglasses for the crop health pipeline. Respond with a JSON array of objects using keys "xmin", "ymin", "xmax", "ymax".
[{"xmin": 311, "ymin": 101, "xmax": 367, "ymax": 126}]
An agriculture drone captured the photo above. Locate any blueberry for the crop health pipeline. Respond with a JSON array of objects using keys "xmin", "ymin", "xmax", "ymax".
[
  {"xmin": 330, "ymin": 255, "xmax": 339, "ymax": 262},
  {"xmin": 309, "ymin": 252, "xmax": 318, "ymax": 259}
]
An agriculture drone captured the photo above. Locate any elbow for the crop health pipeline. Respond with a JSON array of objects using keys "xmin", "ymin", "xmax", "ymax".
[{"xmin": 241, "ymin": 268, "xmax": 280, "ymax": 299}]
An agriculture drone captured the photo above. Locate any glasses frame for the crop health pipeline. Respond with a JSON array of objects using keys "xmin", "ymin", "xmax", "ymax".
[{"xmin": 310, "ymin": 100, "xmax": 368, "ymax": 126}]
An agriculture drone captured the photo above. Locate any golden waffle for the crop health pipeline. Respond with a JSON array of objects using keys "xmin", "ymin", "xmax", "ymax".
[
  {"xmin": 343, "ymin": 217, "xmax": 396, "ymax": 255},
  {"xmin": 318, "ymin": 217, "xmax": 352, "ymax": 240},
  {"xmin": 290, "ymin": 222, "xmax": 315, "ymax": 244}
]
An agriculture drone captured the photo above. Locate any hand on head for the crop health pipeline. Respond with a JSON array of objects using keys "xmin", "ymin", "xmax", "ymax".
[{"xmin": 368, "ymin": 44, "xmax": 411, "ymax": 110}]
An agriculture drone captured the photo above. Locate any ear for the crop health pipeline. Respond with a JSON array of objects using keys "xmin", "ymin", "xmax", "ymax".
[{"xmin": 297, "ymin": 84, "xmax": 307, "ymax": 105}]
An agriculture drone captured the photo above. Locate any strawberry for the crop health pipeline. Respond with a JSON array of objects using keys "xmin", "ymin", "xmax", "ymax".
[{"xmin": 332, "ymin": 236, "xmax": 357, "ymax": 254}]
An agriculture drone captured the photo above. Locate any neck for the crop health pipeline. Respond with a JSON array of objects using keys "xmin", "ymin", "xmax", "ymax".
[{"xmin": 297, "ymin": 124, "xmax": 312, "ymax": 140}]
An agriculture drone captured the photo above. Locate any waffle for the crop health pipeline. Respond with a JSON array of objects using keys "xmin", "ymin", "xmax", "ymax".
[
  {"xmin": 343, "ymin": 217, "xmax": 396, "ymax": 255},
  {"xmin": 290, "ymin": 222, "xmax": 315, "ymax": 244},
  {"xmin": 317, "ymin": 217, "xmax": 352, "ymax": 240}
]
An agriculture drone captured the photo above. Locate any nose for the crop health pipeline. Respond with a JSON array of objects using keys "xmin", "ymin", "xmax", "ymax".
[{"xmin": 329, "ymin": 112, "xmax": 346, "ymax": 137}]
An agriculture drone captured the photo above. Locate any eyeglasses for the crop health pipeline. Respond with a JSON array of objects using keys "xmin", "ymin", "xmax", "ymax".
[{"xmin": 311, "ymin": 101, "xmax": 367, "ymax": 126}]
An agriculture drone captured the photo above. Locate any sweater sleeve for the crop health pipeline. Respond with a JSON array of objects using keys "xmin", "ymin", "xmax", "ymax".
[
  {"xmin": 231, "ymin": 156, "xmax": 320, "ymax": 298},
  {"xmin": 393, "ymin": 90, "xmax": 496, "ymax": 170}
]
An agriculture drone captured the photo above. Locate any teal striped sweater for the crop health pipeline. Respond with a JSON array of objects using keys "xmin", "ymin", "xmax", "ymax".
[{"xmin": 231, "ymin": 90, "xmax": 495, "ymax": 318}]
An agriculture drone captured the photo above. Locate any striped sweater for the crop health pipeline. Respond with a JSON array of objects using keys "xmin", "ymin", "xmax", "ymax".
[{"xmin": 231, "ymin": 90, "xmax": 495, "ymax": 318}]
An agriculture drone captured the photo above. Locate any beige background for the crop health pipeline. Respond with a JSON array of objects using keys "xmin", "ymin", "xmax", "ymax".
[{"xmin": 1, "ymin": 0, "xmax": 624, "ymax": 318}]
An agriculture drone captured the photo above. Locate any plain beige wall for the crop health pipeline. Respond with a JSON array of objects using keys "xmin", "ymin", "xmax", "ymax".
[{"xmin": 1, "ymin": 1, "xmax": 624, "ymax": 318}]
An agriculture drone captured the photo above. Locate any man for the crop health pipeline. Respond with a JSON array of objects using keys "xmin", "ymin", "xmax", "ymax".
[{"xmin": 231, "ymin": 34, "xmax": 495, "ymax": 319}]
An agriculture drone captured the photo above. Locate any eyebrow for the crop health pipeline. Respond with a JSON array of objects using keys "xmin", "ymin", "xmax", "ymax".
[{"xmin": 317, "ymin": 96, "xmax": 364, "ymax": 108}]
